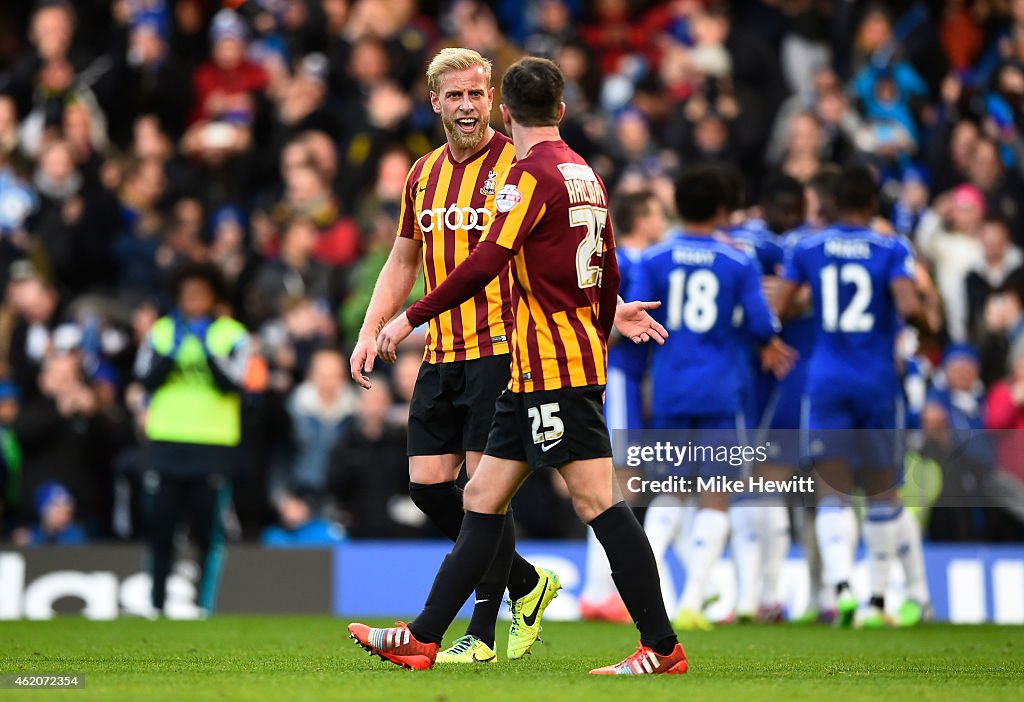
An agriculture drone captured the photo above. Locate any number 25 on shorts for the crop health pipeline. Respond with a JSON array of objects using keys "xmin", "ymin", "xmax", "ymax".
[{"xmin": 528, "ymin": 402, "xmax": 564, "ymax": 446}]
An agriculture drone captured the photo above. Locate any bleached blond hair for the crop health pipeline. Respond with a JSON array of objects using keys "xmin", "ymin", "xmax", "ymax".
[{"xmin": 426, "ymin": 48, "xmax": 492, "ymax": 94}]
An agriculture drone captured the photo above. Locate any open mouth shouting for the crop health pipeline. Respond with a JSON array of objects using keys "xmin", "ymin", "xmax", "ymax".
[{"xmin": 454, "ymin": 117, "xmax": 480, "ymax": 133}]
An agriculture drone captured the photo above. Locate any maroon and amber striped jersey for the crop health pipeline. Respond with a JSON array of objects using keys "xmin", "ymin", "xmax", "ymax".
[
  {"xmin": 481, "ymin": 140, "xmax": 617, "ymax": 393},
  {"xmin": 397, "ymin": 132, "xmax": 516, "ymax": 363}
]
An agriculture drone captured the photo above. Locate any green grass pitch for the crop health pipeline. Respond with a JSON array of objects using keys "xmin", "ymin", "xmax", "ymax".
[{"xmin": 2, "ymin": 617, "xmax": 1022, "ymax": 701}]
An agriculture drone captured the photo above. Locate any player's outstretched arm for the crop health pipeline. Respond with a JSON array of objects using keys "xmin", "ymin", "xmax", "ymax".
[
  {"xmin": 913, "ymin": 261, "xmax": 944, "ymax": 334},
  {"xmin": 351, "ymin": 236, "xmax": 422, "ymax": 388},
  {"xmin": 376, "ymin": 240, "xmax": 515, "ymax": 362},
  {"xmin": 892, "ymin": 277, "xmax": 936, "ymax": 335}
]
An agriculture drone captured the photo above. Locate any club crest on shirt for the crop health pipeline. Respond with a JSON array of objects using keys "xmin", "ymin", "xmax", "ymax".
[
  {"xmin": 495, "ymin": 184, "xmax": 522, "ymax": 213},
  {"xmin": 480, "ymin": 169, "xmax": 498, "ymax": 196}
]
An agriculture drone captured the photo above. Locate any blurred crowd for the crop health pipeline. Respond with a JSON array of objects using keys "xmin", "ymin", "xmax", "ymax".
[{"xmin": 0, "ymin": 0, "xmax": 1023, "ymax": 546}]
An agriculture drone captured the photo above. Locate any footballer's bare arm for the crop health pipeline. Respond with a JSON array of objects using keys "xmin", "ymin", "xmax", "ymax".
[
  {"xmin": 773, "ymin": 279, "xmax": 801, "ymax": 321},
  {"xmin": 378, "ymin": 241, "xmax": 513, "ymax": 363},
  {"xmin": 351, "ymin": 236, "xmax": 422, "ymax": 389},
  {"xmin": 891, "ymin": 276, "xmax": 936, "ymax": 335}
]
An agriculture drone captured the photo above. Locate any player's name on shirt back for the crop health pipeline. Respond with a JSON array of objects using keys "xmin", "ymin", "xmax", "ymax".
[
  {"xmin": 558, "ymin": 163, "xmax": 607, "ymax": 206},
  {"xmin": 823, "ymin": 238, "xmax": 873, "ymax": 260},
  {"xmin": 483, "ymin": 141, "xmax": 614, "ymax": 393},
  {"xmin": 671, "ymin": 247, "xmax": 717, "ymax": 266}
]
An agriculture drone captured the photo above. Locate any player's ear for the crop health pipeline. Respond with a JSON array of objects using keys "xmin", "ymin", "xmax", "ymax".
[
  {"xmin": 499, "ymin": 104, "xmax": 511, "ymax": 129},
  {"xmin": 557, "ymin": 101, "xmax": 566, "ymax": 123},
  {"xmin": 429, "ymin": 91, "xmax": 441, "ymax": 114},
  {"xmin": 487, "ymin": 86, "xmax": 495, "ymax": 103}
]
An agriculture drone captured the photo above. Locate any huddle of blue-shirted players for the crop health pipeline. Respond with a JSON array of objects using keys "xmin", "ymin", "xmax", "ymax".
[{"xmin": 578, "ymin": 162, "xmax": 934, "ymax": 630}]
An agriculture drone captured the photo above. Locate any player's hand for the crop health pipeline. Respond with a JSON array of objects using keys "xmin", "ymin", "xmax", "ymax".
[
  {"xmin": 615, "ymin": 300, "xmax": 668, "ymax": 345},
  {"xmin": 376, "ymin": 314, "xmax": 414, "ymax": 364},
  {"xmin": 350, "ymin": 335, "xmax": 378, "ymax": 390},
  {"xmin": 760, "ymin": 336, "xmax": 798, "ymax": 379}
]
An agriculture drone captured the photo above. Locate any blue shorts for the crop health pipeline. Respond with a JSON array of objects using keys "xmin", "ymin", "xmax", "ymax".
[
  {"xmin": 801, "ymin": 390, "xmax": 905, "ymax": 471},
  {"xmin": 647, "ymin": 413, "xmax": 748, "ymax": 479},
  {"xmin": 605, "ymin": 366, "xmax": 644, "ymax": 466},
  {"xmin": 605, "ymin": 367, "xmax": 644, "ymax": 431},
  {"xmin": 755, "ymin": 360, "xmax": 807, "ymax": 468}
]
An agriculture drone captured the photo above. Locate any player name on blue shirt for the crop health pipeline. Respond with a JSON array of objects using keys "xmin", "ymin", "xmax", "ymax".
[
  {"xmin": 630, "ymin": 232, "xmax": 779, "ymax": 419},
  {"xmin": 783, "ymin": 223, "xmax": 915, "ymax": 395}
]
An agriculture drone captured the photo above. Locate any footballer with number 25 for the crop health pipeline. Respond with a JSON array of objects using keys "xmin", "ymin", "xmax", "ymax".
[
  {"xmin": 349, "ymin": 56, "xmax": 688, "ymax": 676},
  {"xmin": 349, "ymin": 48, "xmax": 671, "ymax": 666}
]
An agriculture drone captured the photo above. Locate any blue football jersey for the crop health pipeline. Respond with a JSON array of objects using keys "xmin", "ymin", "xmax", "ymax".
[
  {"xmin": 630, "ymin": 232, "xmax": 778, "ymax": 418},
  {"xmin": 725, "ymin": 220, "xmax": 785, "ymax": 428},
  {"xmin": 783, "ymin": 224, "xmax": 915, "ymax": 397},
  {"xmin": 608, "ymin": 246, "xmax": 650, "ymax": 381},
  {"xmin": 760, "ymin": 224, "xmax": 819, "ymax": 433},
  {"xmin": 726, "ymin": 219, "xmax": 785, "ymax": 276}
]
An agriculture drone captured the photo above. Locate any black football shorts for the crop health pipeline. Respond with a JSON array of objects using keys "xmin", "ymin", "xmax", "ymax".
[
  {"xmin": 407, "ymin": 354, "xmax": 511, "ymax": 456},
  {"xmin": 484, "ymin": 385, "xmax": 613, "ymax": 469}
]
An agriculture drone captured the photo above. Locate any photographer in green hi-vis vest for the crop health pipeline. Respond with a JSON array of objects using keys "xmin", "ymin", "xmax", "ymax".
[{"xmin": 133, "ymin": 262, "xmax": 251, "ymax": 616}]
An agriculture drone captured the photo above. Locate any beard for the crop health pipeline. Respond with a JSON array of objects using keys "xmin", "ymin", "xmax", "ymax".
[{"xmin": 441, "ymin": 110, "xmax": 490, "ymax": 152}]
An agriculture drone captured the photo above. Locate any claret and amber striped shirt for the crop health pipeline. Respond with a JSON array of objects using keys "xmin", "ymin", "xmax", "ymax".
[
  {"xmin": 405, "ymin": 139, "xmax": 621, "ymax": 394},
  {"xmin": 397, "ymin": 132, "xmax": 516, "ymax": 363},
  {"xmin": 481, "ymin": 140, "xmax": 617, "ymax": 393}
]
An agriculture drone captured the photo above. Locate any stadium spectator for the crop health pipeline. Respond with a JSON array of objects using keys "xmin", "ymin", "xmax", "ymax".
[
  {"xmin": 273, "ymin": 346, "xmax": 355, "ymax": 498},
  {"xmin": 265, "ymin": 161, "xmax": 361, "ymax": 269},
  {"xmin": 0, "ymin": 96, "xmax": 17, "ymax": 158},
  {"xmin": 184, "ymin": 9, "xmax": 267, "ymax": 137},
  {"xmin": 984, "ymin": 335, "xmax": 1024, "ymax": 486},
  {"xmin": 13, "ymin": 351, "xmax": 108, "ymax": 531},
  {"xmin": 776, "ymin": 111, "xmax": 826, "ymax": 183},
  {"xmin": 921, "ymin": 343, "xmax": 994, "ymax": 541},
  {"xmin": 890, "ymin": 166, "xmax": 931, "ymax": 239},
  {"xmin": 261, "ymin": 488, "xmax": 346, "ymax": 547},
  {"xmin": 524, "ymin": 0, "xmax": 575, "ymax": 60},
  {"xmin": 327, "ymin": 379, "xmax": 418, "ymax": 538},
  {"xmin": 259, "ymin": 294, "xmax": 336, "ymax": 393},
  {"xmin": 179, "ymin": 8, "xmax": 268, "ymax": 205},
  {"xmin": 915, "ymin": 183, "xmax": 987, "ymax": 341},
  {"xmin": 967, "ymin": 137, "xmax": 1024, "ymax": 247},
  {"xmin": 109, "ymin": 12, "xmax": 192, "ymax": 146},
  {"xmin": 928, "ymin": 117, "xmax": 978, "ymax": 196},
  {"xmin": 12, "ymin": 480, "xmax": 87, "ymax": 546},
  {"xmin": 966, "ymin": 217, "xmax": 1024, "ymax": 339},
  {"xmin": 113, "ymin": 155, "xmax": 171, "ymax": 290},
  {"xmin": 385, "ymin": 349, "xmax": 420, "ymax": 427},
  {"xmin": 580, "ymin": 0, "xmax": 644, "ymax": 77},
  {"xmin": 207, "ymin": 205, "xmax": 258, "ymax": 312},
  {"xmin": 245, "ymin": 217, "xmax": 337, "ymax": 327},
  {"xmin": 4, "ymin": 263, "xmax": 64, "ymax": 402},
  {"xmin": 30, "ymin": 139, "xmax": 118, "ymax": 296},
  {"xmin": 340, "ymin": 204, "xmax": 416, "ymax": 344}
]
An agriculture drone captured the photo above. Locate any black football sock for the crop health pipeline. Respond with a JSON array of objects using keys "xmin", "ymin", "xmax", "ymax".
[
  {"xmin": 409, "ymin": 481, "xmax": 463, "ymax": 541},
  {"xmin": 590, "ymin": 501, "xmax": 678, "ymax": 656},
  {"xmin": 465, "ymin": 508, "xmax": 520, "ymax": 648},
  {"xmin": 410, "ymin": 511, "xmax": 506, "ymax": 646},
  {"xmin": 411, "ymin": 483, "xmax": 536, "ymax": 645},
  {"xmin": 506, "ymin": 555, "xmax": 539, "ymax": 601},
  {"xmin": 504, "ymin": 508, "xmax": 540, "ymax": 601}
]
